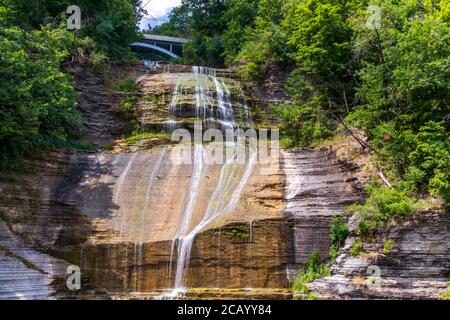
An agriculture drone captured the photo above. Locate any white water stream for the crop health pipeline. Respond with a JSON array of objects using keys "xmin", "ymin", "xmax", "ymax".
[{"xmin": 164, "ymin": 66, "xmax": 257, "ymax": 297}]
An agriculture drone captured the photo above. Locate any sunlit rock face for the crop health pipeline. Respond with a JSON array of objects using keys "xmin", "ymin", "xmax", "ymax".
[
  {"xmin": 52, "ymin": 146, "xmax": 362, "ymax": 293},
  {"xmin": 281, "ymin": 149, "xmax": 364, "ymax": 281},
  {"xmin": 54, "ymin": 144, "xmax": 286, "ymax": 292}
]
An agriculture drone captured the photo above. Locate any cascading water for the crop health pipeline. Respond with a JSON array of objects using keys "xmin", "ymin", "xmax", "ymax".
[
  {"xmin": 168, "ymin": 66, "xmax": 245, "ymax": 131},
  {"xmin": 213, "ymin": 77, "xmax": 235, "ymax": 130},
  {"xmin": 171, "ymin": 146, "xmax": 257, "ymax": 293},
  {"xmin": 168, "ymin": 143, "xmax": 204, "ymax": 289},
  {"xmin": 164, "ymin": 66, "xmax": 257, "ymax": 297},
  {"xmin": 192, "ymin": 66, "xmax": 216, "ymax": 121}
]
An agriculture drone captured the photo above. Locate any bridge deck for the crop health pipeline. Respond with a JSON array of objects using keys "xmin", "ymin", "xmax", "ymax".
[{"xmin": 142, "ymin": 34, "xmax": 190, "ymax": 44}]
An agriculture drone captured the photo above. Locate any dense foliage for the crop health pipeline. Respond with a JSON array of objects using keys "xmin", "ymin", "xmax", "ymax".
[
  {"xmin": 0, "ymin": 1, "xmax": 143, "ymax": 169},
  {"xmin": 2, "ymin": 0, "xmax": 144, "ymax": 60},
  {"xmin": 162, "ymin": 0, "xmax": 449, "ymax": 211}
]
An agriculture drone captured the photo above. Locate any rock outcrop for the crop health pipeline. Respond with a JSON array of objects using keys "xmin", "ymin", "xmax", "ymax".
[
  {"xmin": 310, "ymin": 211, "xmax": 449, "ymax": 299},
  {"xmin": 281, "ymin": 149, "xmax": 364, "ymax": 280}
]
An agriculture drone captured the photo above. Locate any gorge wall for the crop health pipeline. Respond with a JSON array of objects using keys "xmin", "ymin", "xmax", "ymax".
[
  {"xmin": 1, "ymin": 62, "xmax": 446, "ymax": 300},
  {"xmin": 0, "ymin": 63, "xmax": 362, "ymax": 298}
]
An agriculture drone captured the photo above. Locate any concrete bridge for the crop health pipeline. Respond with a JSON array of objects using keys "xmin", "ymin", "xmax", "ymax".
[{"xmin": 130, "ymin": 34, "xmax": 190, "ymax": 59}]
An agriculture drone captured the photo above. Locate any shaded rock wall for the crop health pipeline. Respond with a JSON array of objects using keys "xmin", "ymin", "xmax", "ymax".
[
  {"xmin": 0, "ymin": 222, "xmax": 68, "ymax": 300},
  {"xmin": 310, "ymin": 212, "xmax": 450, "ymax": 299}
]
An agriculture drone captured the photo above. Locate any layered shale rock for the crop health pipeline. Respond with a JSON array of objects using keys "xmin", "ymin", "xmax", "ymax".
[
  {"xmin": 309, "ymin": 211, "xmax": 450, "ymax": 299},
  {"xmin": 0, "ymin": 220, "xmax": 68, "ymax": 300},
  {"xmin": 281, "ymin": 149, "xmax": 364, "ymax": 281},
  {"xmin": 136, "ymin": 69, "xmax": 251, "ymax": 133},
  {"xmin": 4, "ymin": 62, "xmax": 441, "ymax": 300}
]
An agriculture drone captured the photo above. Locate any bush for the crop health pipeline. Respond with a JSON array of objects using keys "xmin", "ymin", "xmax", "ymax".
[
  {"xmin": 441, "ymin": 283, "xmax": 450, "ymax": 300},
  {"xmin": 89, "ymin": 51, "xmax": 108, "ymax": 74},
  {"xmin": 113, "ymin": 77, "xmax": 137, "ymax": 93},
  {"xmin": 355, "ymin": 220, "xmax": 379, "ymax": 238},
  {"xmin": 349, "ymin": 241, "xmax": 363, "ymax": 257},
  {"xmin": 271, "ymin": 99, "xmax": 332, "ymax": 147},
  {"xmin": 349, "ymin": 185, "xmax": 427, "ymax": 237},
  {"xmin": 293, "ymin": 250, "xmax": 330, "ymax": 294},
  {"xmin": 329, "ymin": 216, "xmax": 349, "ymax": 260},
  {"xmin": 383, "ymin": 239, "xmax": 397, "ymax": 255},
  {"xmin": 330, "ymin": 216, "xmax": 349, "ymax": 247},
  {"xmin": 226, "ymin": 226, "xmax": 250, "ymax": 239}
]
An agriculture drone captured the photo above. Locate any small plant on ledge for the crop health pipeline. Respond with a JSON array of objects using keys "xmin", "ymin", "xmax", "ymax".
[
  {"xmin": 226, "ymin": 226, "xmax": 250, "ymax": 240},
  {"xmin": 293, "ymin": 251, "xmax": 330, "ymax": 299}
]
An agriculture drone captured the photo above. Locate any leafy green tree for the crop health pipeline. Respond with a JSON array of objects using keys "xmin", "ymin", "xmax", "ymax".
[
  {"xmin": 285, "ymin": 0, "xmax": 352, "ymax": 79},
  {"xmin": 0, "ymin": 12, "xmax": 81, "ymax": 169},
  {"xmin": 1, "ymin": 0, "xmax": 143, "ymax": 60},
  {"xmin": 221, "ymin": 0, "xmax": 260, "ymax": 64}
]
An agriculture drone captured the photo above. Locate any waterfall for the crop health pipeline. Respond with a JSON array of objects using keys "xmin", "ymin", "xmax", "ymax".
[
  {"xmin": 164, "ymin": 66, "xmax": 257, "ymax": 296},
  {"xmin": 171, "ymin": 148, "xmax": 256, "ymax": 292},
  {"xmin": 168, "ymin": 144, "xmax": 204, "ymax": 282},
  {"xmin": 169, "ymin": 76, "xmax": 184, "ymax": 116},
  {"xmin": 114, "ymin": 153, "xmax": 138, "ymax": 212},
  {"xmin": 193, "ymin": 66, "xmax": 211, "ymax": 119},
  {"xmin": 213, "ymin": 77, "xmax": 235, "ymax": 130}
]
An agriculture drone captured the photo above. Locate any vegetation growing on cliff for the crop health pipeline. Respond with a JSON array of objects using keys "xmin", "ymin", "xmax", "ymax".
[
  {"xmin": 293, "ymin": 251, "xmax": 330, "ymax": 297},
  {"xmin": 441, "ymin": 283, "xmax": 450, "ymax": 300},
  {"xmin": 329, "ymin": 216, "xmax": 349, "ymax": 260}
]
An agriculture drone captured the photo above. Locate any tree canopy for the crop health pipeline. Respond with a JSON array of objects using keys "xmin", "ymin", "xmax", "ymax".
[
  {"xmin": 0, "ymin": 0, "xmax": 143, "ymax": 169},
  {"xmin": 160, "ymin": 0, "xmax": 449, "ymax": 209}
]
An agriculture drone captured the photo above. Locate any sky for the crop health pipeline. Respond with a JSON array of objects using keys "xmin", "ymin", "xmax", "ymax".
[{"xmin": 139, "ymin": 0, "xmax": 182, "ymax": 30}]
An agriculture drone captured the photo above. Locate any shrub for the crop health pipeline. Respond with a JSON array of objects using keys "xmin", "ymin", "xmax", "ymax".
[
  {"xmin": 271, "ymin": 99, "xmax": 332, "ymax": 147},
  {"xmin": 293, "ymin": 250, "xmax": 330, "ymax": 294},
  {"xmin": 355, "ymin": 220, "xmax": 379, "ymax": 238},
  {"xmin": 113, "ymin": 77, "xmax": 137, "ymax": 93},
  {"xmin": 329, "ymin": 216, "xmax": 349, "ymax": 260},
  {"xmin": 89, "ymin": 51, "xmax": 108, "ymax": 74},
  {"xmin": 330, "ymin": 216, "xmax": 349, "ymax": 247},
  {"xmin": 349, "ymin": 185, "xmax": 427, "ymax": 238},
  {"xmin": 440, "ymin": 283, "xmax": 450, "ymax": 300},
  {"xmin": 0, "ymin": 209, "xmax": 9, "ymax": 224},
  {"xmin": 226, "ymin": 226, "xmax": 250, "ymax": 239},
  {"xmin": 383, "ymin": 239, "xmax": 397, "ymax": 255},
  {"xmin": 349, "ymin": 241, "xmax": 363, "ymax": 257}
]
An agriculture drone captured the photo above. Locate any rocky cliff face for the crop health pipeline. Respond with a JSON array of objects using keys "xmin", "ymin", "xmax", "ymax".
[
  {"xmin": 1, "ymin": 62, "xmax": 445, "ymax": 300},
  {"xmin": 306, "ymin": 138, "xmax": 450, "ymax": 300},
  {"xmin": 281, "ymin": 149, "xmax": 364, "ymax": 281},
  {"xmin": 310, "ymin": 211, "xmax": 449, "ymax": 299},
  {"xmin": 0, "ymin": 63, "xmax": 364, "ymax": 297}
]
